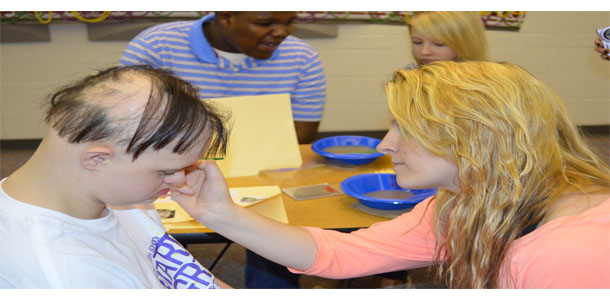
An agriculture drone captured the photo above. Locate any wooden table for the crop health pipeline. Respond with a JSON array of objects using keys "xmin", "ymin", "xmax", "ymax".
[{"xmin": 168, "ymin": 144, "xmax": 393, "ymax": 243}]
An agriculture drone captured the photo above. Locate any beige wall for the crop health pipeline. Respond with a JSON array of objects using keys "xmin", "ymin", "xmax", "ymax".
[{"xmin": 1, "ymin": 11, "xmax": 609, "ymax": 139}]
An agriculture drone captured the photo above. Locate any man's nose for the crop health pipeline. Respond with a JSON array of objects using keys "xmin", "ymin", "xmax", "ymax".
[{"xmin": 164, "ymin": 170, "xmax": 186, "ymax": 184}]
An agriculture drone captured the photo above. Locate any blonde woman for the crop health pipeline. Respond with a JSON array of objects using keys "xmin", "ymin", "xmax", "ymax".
[
  {"xmin": 173, "ymin": 61, "xmax": 610, "ymax": 288},
  {"xmin": 405, "ymin": 11, "xmax": 488, "ymax": 69}
]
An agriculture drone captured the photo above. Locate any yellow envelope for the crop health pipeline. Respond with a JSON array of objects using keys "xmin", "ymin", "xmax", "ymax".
[{"xmin": 207, "ymin": 94, "xmax": 303, "ymax": 177}]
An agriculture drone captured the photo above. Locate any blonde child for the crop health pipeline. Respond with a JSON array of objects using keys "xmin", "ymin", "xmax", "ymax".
[{"xmin": 406, "ymin": 11, "xmax": 488, "ymax": 69}]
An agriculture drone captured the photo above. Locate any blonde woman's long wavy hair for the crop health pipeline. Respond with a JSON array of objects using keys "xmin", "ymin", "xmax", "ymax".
[
  {"xmin": 386, "ymin": 61, "xmax": 610, "ymax": 288},
  {"xmin": 407, "ymin": 11, "xmax": 489, "ymax": 64}
]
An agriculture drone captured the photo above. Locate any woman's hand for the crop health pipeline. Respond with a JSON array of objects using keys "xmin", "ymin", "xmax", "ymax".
[
  {"xmin": 170, "ymin": 160, "xmax": 318, "ymax": 271},
  {"xmin": 170, "ymin": 160, "xmax": 235, "ymax": 223}
]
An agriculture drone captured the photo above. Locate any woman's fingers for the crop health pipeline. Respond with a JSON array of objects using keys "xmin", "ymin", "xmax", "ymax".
[{"xmin": 172, "ymin": 184, "xmax": 195, "ymax": 195}]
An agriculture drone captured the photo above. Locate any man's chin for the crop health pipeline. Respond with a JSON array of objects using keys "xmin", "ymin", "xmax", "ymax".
[
  {"xmin": 133, "ymin": 198, "xmax": 159, "ymax": 206},
  {"xmin": 134, "ymin": 199, "xmax": 158, "ymax": 209},
  {"xmin": 248, "ymin": 51, "xmax": 273, "ymax": 60}
]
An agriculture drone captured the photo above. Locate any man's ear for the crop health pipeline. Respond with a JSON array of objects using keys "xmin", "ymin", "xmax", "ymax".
[
  {"xmin": 80, "ymin": 147, "xmax": 114, "ymax": 170},
  {"xmin": 216, "ymin": 11, "xmax": 234, "ymax": 27}
]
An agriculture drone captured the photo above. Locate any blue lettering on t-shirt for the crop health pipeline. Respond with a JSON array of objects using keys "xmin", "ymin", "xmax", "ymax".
[{"xmin": 149, "ymin": 233, "xmax": 218, "ymax": 289}]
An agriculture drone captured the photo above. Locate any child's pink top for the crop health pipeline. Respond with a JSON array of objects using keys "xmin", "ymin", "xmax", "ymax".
[{"xmin": 289, "ymin": 196, "xmax": 610, "ymax": 288}]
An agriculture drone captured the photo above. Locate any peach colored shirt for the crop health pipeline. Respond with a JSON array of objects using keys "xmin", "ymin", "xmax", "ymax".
[{"xmin": 290, "ymin": 197, "xmax": 610, "ymax": 288}]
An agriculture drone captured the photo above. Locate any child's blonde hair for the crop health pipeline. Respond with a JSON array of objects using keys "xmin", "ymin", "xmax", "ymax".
[
  {"xmin": 407, "ymin": 12, "xmax": 489, "ymax": 64},
  {"xmin": 386, "ymin": 61, "xmax": 609, "ymax": 288}
]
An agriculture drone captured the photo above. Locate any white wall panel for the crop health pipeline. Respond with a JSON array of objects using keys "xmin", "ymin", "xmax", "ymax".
[{"xmin": 1, "ymin": 11, "xmax": 609, "ymax": 139}]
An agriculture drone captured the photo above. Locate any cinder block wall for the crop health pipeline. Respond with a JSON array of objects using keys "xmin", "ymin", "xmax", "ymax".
[{"xmin": 1, "ymin": 11, "xmax": 609, "ymax": 139}]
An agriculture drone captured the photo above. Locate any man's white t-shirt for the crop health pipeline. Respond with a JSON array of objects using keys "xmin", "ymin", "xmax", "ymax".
[
  {"xmin": 0, "ymin": 178, "xmax": 218, "ymax": 288},
  {"xmin": 213, "ymin": 47, "xmax": 248, "ymax": 66}
]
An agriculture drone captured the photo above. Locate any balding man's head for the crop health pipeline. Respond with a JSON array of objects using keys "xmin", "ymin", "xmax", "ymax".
[{"xmin": 45, "ymin": 65, "xmax": 229, "ymax": 160}]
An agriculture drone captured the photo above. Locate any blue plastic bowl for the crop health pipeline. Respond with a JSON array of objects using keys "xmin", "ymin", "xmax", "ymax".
[
  {"xmin": 340, "ymin": 173, "xmax": 437, "ymax": 210},
  {"xmin": 311, "ymin": 135, "xmax": 384, "ymax": 165}
]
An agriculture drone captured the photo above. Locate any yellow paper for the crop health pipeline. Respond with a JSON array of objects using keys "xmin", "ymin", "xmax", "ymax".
[
  {"xmin": 207, "ymin": 94, "xmax": 302, "ymax": 177},
  {"xmin": 160, "ymin": 195, "xmax": 289, "ymax": 232},
  {"xmin": 154, "ymin": 185, "xmax": 284, "ymax": 228},
  {"xmin": 229, "ymin": 185, "xmax": 281, "ymax": 207}
]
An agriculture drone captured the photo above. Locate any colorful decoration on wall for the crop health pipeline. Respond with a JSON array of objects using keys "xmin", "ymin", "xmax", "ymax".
[
  {"xmin": 0, "ymin": 11, "xmax": 526, "ymax": 29},
  {"xmin": 479, "ymin": 11, "xmax": 526, "ymax": 28}
]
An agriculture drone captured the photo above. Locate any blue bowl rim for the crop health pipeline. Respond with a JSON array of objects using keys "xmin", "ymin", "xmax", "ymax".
[
  {"xmin": 311, "ymin": 135, "xmax": 384, "ymax": 160},
  {"xmin": 340, "ymin": 173, "xmax": 437, "ymax": 204}
]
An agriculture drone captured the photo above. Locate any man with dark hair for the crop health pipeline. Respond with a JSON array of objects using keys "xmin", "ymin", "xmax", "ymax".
[
  {"xmin": 0, "ymin": 65, "xmax": 230, "ymax": 288},
  {"xmin": 120, "ymin": 11, "xmax": 326, "ymax": 145}
]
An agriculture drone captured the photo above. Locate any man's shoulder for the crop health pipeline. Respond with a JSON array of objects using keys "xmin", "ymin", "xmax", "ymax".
[
  {"xmin": 0, "ymin": 212, "xmax": 48, "ymax": 288},
  {"xmin": 134, "ymin": 20, "xmax": 196, "ymax": 39}
]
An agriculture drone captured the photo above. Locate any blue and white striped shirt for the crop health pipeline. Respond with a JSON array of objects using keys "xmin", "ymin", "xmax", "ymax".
[{"xmin": 119, "ymin": 14, "xmax": 326, "ymax": 122}]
